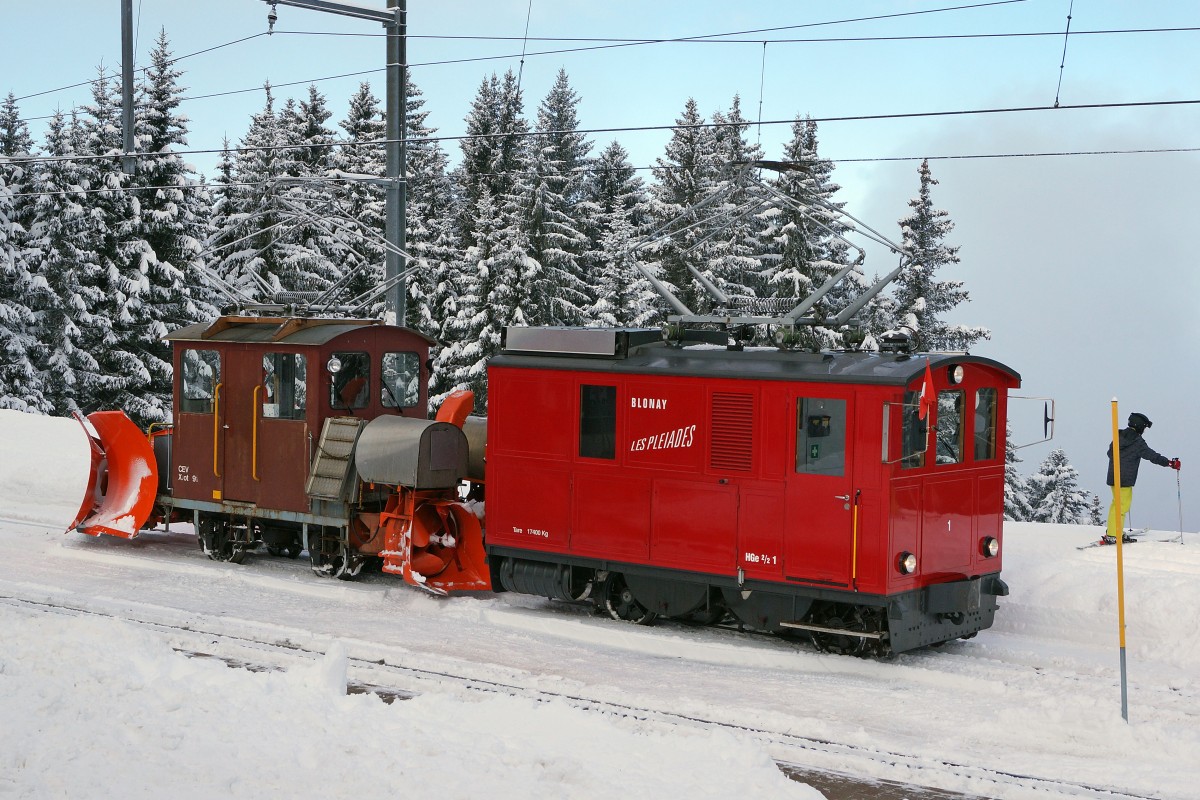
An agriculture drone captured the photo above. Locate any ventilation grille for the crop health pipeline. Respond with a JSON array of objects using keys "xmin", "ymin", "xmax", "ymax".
[{"xmin": 709, "ymin": 392, "xmax": 755, "ymax": 471}]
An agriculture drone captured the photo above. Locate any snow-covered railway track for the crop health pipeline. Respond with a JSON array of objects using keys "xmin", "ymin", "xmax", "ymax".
[{"xmin": 1, "ymin": 594, "xmax": 1164, "ymax": 800}]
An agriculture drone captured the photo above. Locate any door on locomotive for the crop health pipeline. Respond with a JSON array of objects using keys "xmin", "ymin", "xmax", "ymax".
[
  {"xmin": 784, "ymin": 391, "xmax": 857, "ymax": 587},
  {"xmin": 174, "ymin": 347, "xmax": 224, "ymax": 502},
  {"xmin": 223, "ymin": 348, "xmax": 311, "ymax": 510}
]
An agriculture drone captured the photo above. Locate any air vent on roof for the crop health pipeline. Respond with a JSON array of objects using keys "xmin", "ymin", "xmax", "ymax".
[{"xmin": 709, "ymin": 392, "xmax": 754, "ymax": 472}]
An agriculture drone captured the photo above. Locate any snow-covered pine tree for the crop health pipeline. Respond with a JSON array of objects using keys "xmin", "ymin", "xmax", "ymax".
[
  {"xmin": 123, "ymin": 30, "xmax": 217, "ymax": 418},
  {"xmin": 704, "ymin": 95, "xmax": 764, "ymax": 306},
  {"xmin": 1089, "ymin": 494, "xmax": 1103, "ymax": 526},
  {"xmin": 433, "ymin": 188, "xmax": 506, "ymax": 408},
  {"xmin": 1027, "ymin": 448, "xmax": 1091, "ymax": 524},
  {"xmin": 437, "ymin": 71, "xmax": 532, "ymax": 411},
  {"xmin": 402, "ymin": 75, "xmax": 458, "ymax": 336},
  {"xmin": 213, "ymin": 83, "xmax": 286, "ymax": 298},
  {"xmin": 0, "ymin": 92, "xmax": 45, "ymax": 412},
  {"xmin": 893, "ymin": 159, "xmax": 988, "ymax": 353},
  {"xmin": 649, "ymin": 98, "xmax": 719, "ymax": 314},
  {"xmin": 272, "ymin": 91, "xmax": 343, "ymax": 297},
  {"xmin": 519, "ymin": 68, "xmax": 590, "ymax": 326},
  {"xmin": 328, "ymin": 82, "xmax": 387, "ymax": 308},
  {"xmin": 762, "ymin": 117, "xmax": 868, "ymax": 349},
  {"xmin": 24, "ymin": 110, "xmax": 105, "ymax": 416},
  {"xmin": 582, "ymin": 141, "xmax": 657, "ymax": 327},
  {"xmin": 1003, "ymin": 421, "xmax": 1033, "ymax": 521},
  {"xmin": 75, "ymin": 67, "xmax": 172, "ymax": 425}
]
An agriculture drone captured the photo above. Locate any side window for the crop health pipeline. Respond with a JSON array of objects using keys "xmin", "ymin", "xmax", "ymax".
[
  {"xmin": 974, "ymin": 388, "xmax": 998, "ymax": 461},
  {"xmin": 381, "ymin": 351, "xmax": 421, "ymax": 408},
  {"xmin": 901, "ymin": 390, "xmax": 927, "ymax": 469},
  {"xmin": 262, "ymin": 353, "xmax": 307, "ymax": 420},
  {"xmin": 579, "ymin": 384, "xmax": 616, "ymax": 459},
  {"xmin": 330, "ymin": 351, "xmax": 370, "ymax": 410},
  {"xmin": 180, "ymin": 349, "xmax": 221, "ymax": 414},
  {"xmin": 936, "ymin": 390, "xmax": 965, "ymax": 464},
  {"xmin": 796, "ymin": 398, "xmax": 846, "ymax": 476}
]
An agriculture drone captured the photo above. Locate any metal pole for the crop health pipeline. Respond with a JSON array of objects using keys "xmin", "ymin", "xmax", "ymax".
[
  {"xmin": 384, "ymin": 0, "xmax": 408, "ymax": 326},
  {"xmin": 262, "ymin": 0, "xmax": 408, "ymax": 324},
  {"xmin": 1178, "ymin": 470, "xmax": 1185, "ymax": 546},
  {"xmin": 1111, "ymin": 398, "xmax": 1129, "ymax": 722},
  {"xmin": 121, "ymin": 0, "xmax": 136, "ymax": 174}
]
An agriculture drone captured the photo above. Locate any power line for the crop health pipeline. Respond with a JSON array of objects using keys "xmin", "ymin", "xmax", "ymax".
[
  {"xmin": 15, "ymin": 24, "xmax": 1198, "ymax": 128},
  {"xmin": 271, "ymin": 25, "xmax": 1200, "ymax": 45},
  {"xmin": 11, "ymin": 96, "xmax": 1200, "ymax": 167},
  {"xmin": 9, "ymin": 0, "xmax": 1023, "ymax": 109},
  {"xmin": 12, "ymin": 32, "xmax": 270, "ymax": 104},
  {"xmin": 8, "ymin": 145, "xmax": 1199, "ymax": 201}
]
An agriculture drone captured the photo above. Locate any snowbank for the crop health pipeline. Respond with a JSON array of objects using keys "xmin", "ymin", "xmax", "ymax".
[
  {"xmin": 0, "ymin": 409, "xmax": 91, "ymax": 530},
  {"xmin": 0, "ymin": 609, "xmax": 819, "ymax": 799}
]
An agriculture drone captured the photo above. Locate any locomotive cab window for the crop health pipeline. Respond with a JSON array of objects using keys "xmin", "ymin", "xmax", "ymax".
[
  {"xmin": 974, "ymin": 387, "xmax": 998, "ymax": 461},
  {"xmin": 329, "ymin": 351, "xmax": 370, "ymax": 410},
  {"xmin": 262, "ymin": 353, "xmax": 306, "ymax": 420},
  {"xmin": 180, "ymin": 349, "xmax": 221, "ymax": 414},
  {"xmin": 901, "ymin": 390, "xmax": 927, "ymax": 469},
  {"xmin": 795, "ymin": 398, "xmax": 845, "ymax": 476},
  {"xmin": 579, "ymin": 384, "xmax": 616, "ymax": 460},
  {"xmin": 936, "ymin": 390, "xmax": 965, "ymax": 464},
  {"xmin": 381, "ymin": 351, "xmax": 420, "ymax": 408}
]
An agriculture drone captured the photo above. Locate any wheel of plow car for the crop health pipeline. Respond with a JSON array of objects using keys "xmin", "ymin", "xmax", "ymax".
[
  {"xmin": 198, "ymin": 516, "xmax": 245, "ymax": 564},
  {"xmin": 603, "ymin": 574, "xmax": 657, "ymax": 625},
  {"xmin": 309, "ymin": 530, "xmax": 363, "ymax": 581}
]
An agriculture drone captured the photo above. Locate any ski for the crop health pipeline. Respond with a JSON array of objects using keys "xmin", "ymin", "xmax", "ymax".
[{"xmin": 1077, "ymin": 528, "xmax": 1150, "ymax": 550}]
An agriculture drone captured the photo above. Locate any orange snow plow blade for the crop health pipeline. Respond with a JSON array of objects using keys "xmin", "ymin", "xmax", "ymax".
[
  {"xmin": 380, "ymin": 490, "xmax": 491, "ymax": 595},
  {"xmin": 69, "ymin": 411, "xmax": 159, "ymax": 539}
]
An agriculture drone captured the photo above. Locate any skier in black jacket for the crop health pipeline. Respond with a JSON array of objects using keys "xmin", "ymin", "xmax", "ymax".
[{"xmin": 1105, "ymin": 412, "xmax": 1180, "ymax": 542}]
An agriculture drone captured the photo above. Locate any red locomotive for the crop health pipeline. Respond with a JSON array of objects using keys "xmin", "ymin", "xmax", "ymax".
[
  {"xmin": 484, "ymin": 327, "xmax": 1017, "ymax": 655},
  {"xmin": 64, "ymin": 161, "xmax": 1028, "ymax": 657}
]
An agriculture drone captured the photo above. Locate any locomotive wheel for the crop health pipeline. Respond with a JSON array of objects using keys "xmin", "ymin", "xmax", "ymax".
[
  {"xmin": 603, "ymin": 575, "xmax": 657, "ymax": 625},
  {"xmin": 809, "ymin": 617, "xmax": 868, "ymax": 657},
  {"xmin": 808, "ymin": 605, "xmax": 886, "ymax": 658},
  {"xmin": 309, "ymin": 528, "xmax": 364, "ymax": 581},
  {"xmin": 199, "ymin": 516, "xmax": 245, "ymax": 564}
]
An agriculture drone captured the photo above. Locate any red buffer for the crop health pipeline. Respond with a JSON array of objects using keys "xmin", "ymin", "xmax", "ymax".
[{"xmin": 70, "ymin": 411, "xmax": 160, "ymax": 539}]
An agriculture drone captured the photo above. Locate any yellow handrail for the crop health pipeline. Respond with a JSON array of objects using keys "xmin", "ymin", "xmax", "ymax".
[
  {"xmin": 851, "ymin": 489, "xmax": 861, "ymax": 591},
  {"xmin": 252, "ymin": 385, "xmax": 261, "ymax": 481},
  {"xmin": 212, "ymin": 383, "xmax": 223, "ymax": 477}
]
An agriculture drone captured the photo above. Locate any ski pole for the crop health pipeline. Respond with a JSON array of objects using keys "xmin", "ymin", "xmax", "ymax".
[{"xmin": 1178, "ymin": 469, "xmax": 1184, "ymax": 546}]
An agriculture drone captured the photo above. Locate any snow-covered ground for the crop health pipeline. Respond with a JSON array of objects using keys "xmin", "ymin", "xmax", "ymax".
[{"xmin": 2, "ymin": 409, "xmax": 1198, "ymax": 799}]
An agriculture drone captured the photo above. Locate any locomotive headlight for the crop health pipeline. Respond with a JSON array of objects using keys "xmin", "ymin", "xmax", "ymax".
[
  {"xmin": 948, "ymin": 364, "xmax": 965, "ymax": 384},
  {"xmin": 326, "ymin": 356, "xmax": 343, "ymax": 375},
  {"xmin": 981, "ymin": 537, "xmax": 1000, "ymax": 558},
  {"xmin": 897, "ymin": 551, "xmax": 918, "ymax": 575}
]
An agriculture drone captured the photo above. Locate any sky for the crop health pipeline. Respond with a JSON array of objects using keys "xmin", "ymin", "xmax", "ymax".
[
  {"xmin": 3, "ymin": 409, "xmax": 1200, "ymax": 800},
  {"xmin": 2, "ymin": 0, "xmax": 1199, "ymax": 528}
]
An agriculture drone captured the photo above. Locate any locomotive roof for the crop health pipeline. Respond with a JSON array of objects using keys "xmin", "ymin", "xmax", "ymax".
[
  {"xmin": 493, "ymin": 327, "xmax": 1020, "ymax": 387},
  {"xmin": 165, "ymin": 316, "xmax": 435, "ymax": 347}
]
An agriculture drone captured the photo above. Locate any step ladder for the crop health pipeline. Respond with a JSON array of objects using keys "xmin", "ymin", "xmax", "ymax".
[{"xmin": 306, "ymin": 417, "xmax": 366, "ymax": 501}]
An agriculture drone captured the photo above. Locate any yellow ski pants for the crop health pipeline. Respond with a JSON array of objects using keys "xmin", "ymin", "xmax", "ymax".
[{"xmin": 1106, "ymin": 486, "xmax": 1133, "ymax": 538}]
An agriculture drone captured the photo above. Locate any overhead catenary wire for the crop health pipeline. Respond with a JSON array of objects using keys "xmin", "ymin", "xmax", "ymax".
[
  {"xmin": 7, "ymin": 96, "xmax": 1200, "ymax": 170},
  {"xmin": 8, "ymin": 145, "xmax": 1200, "ymax": 201},
  {"xmin": 7, "ymin": 0, "xmax": 1028, "ymax": 106},
  {"xmin": 514, "ymin": 0, "xmax": 534, "ymax": 93},
  {"xmin": 10, "ymin": 24, "xmax": 1200, "ymax": 126},
  {"xmin": 1054, "ymin": 0, "xmax": 1076, "ymax": 107}
]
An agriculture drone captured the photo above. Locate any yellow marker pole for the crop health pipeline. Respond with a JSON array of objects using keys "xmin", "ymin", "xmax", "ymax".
[{"xmin": 1111, "ymin": 399, "xmax": 1129, "ymax": 722}]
